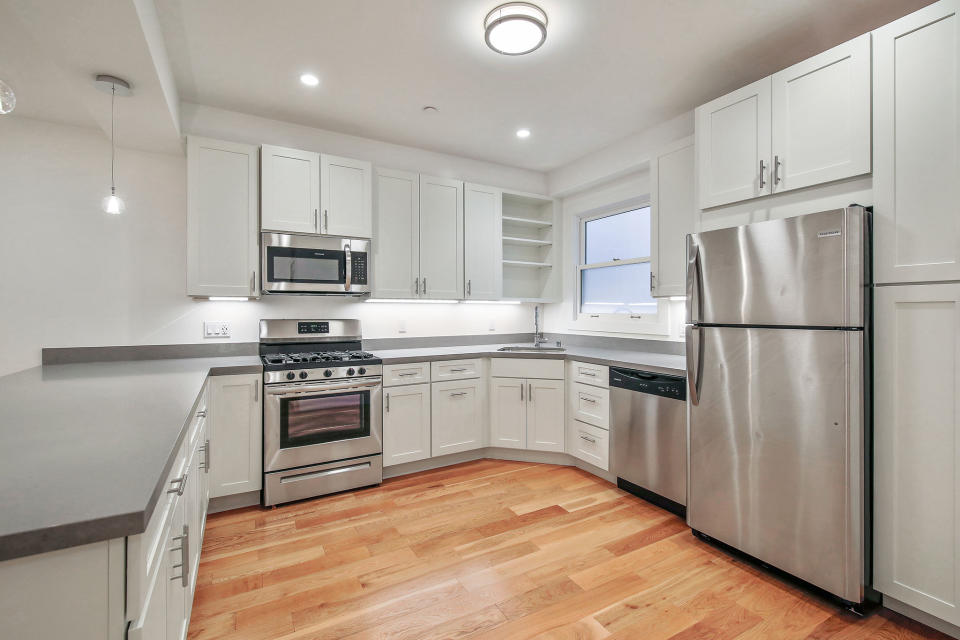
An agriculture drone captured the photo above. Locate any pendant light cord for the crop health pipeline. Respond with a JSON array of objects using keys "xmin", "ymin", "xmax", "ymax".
[{"xmin": 110, "ymin": 84, "xmax": 116, "ymax": 193}]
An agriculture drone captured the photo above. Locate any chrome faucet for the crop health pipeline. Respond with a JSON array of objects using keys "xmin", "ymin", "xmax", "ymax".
[{"xmin": 533, "ymin": 305, "xmax": 546, "ymax": 347}]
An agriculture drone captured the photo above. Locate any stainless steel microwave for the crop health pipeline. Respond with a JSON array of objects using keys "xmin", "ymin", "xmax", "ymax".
[{"xmin": 261, "ymin": 232, "xmax": 370, "ymax": 295}]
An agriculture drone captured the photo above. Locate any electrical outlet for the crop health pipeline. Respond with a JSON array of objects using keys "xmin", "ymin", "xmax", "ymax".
[
  {"xmin": 204, "ymin": 321, "xmax": 230, "ymax": 338},
  {"xmin": 398, "ymin": 318, "xmax": 407, "ymax": 334}
]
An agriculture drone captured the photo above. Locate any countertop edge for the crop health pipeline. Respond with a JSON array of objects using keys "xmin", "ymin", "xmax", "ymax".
[{"xmin": 380, "ymin": 349, "xmax": 686, "ymax": 375}]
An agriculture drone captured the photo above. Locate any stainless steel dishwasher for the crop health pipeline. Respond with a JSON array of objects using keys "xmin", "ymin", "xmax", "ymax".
[{"xmin": 609, "ymin": 367, "xmax": 687, "ymax": 516}]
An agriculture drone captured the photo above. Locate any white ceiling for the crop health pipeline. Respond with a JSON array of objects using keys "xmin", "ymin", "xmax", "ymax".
[{"xmin": 154, "ymin": 0, "xmax": 933, "ymax": 172}]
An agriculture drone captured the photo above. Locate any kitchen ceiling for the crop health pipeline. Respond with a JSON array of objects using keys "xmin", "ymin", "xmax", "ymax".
[{"xmin": 155, "ymin": 0, "xmax": 932, "ymax": 171}]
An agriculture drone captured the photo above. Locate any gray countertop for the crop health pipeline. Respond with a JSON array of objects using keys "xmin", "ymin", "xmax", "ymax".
[
  {"xmin": 0, "ymin": 356, "xmax": 261, "ymax": 561},
  {"xmin": 376, "ymin": 343, "xmax": 687, "ymax": 376}
]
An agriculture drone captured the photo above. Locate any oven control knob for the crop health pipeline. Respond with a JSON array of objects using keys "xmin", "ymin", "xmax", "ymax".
[
  {"xmin": 358, "ymin": 367, "xmax": 366, "ymax": 376},
  {"xmin": 323, "ymin": 369, "xmax": 333, "ymax": 377},
  {"xmin": 299, "ymin": 371, "xmax": 308, "ymax": 379},
  {"xmin": 286, "ymin": 372, "xmax": 296, "ymax": 380},
  {"xmin": 347, "ymin": 367, "xmax": 356, "ymax": 376}
]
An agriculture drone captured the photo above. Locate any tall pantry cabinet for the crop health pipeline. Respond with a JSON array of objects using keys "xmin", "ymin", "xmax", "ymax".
[{"xmin": 872, "ymin": 0, "xmax": 960, "ymax": 631}]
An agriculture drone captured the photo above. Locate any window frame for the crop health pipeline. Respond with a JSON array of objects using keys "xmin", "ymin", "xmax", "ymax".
[{"xmin": 571, "ymin": 202, "xmax": 670, "ymax": 335}]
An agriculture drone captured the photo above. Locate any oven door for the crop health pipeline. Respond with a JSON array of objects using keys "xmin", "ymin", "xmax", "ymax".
[
  {"xmin": 262, "ymin": 232, "xmax": 350, "ymax": 294},
  {"xmin": 264, "ymin": 377, "xmax": 382, "ymax": 473}
]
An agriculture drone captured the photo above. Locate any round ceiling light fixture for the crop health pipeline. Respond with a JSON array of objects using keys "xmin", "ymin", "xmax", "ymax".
[
  {"xmin": 0, "ymin": 79, "xmax": 16, "ymax": 114},
  {"xmin": 484, "ymin": 2, "xmax": 547, "ymax": 56},
  {"xmin": 300, "ymin": 73, "xmax": 320, "ymax": 87}
]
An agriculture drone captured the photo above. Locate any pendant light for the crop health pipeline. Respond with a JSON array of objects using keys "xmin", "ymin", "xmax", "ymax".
[
  {"xmin": 94, "ymin": 74, "xmax": 132, "ymax": 215},
  {"xmin": 0, "ymin": 79, "xmax": 15, "ymax": 114}
]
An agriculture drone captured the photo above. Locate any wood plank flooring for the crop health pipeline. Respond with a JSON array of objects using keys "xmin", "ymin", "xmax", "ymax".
[{"xmin": 188, "ymin": 460, "xmax": 948, "ymax": 640}]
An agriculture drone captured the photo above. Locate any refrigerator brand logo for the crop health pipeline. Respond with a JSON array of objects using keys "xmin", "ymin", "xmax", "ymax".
[{"xmin": 817, "ymin": 230, "xmax": 842, "ymax": 238}]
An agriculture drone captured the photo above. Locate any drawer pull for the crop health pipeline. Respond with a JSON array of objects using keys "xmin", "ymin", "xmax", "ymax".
[
  {"xmin": 449, "ymin": 368, "xmax": 468, "ymax": 373},
  {"xmin": 280, "ymin": 462, "xmax": 371, "ymax": 484},
  {"xmin": 398, "ymin": 372, "xmax": 419, "ymax": 377},
  {"xmin": 579, "ymin": 434, "xmax": 598, "ymax": 444},
  {"xmin": 581, "ymin": 396, "xmax": 598, "ymax": 404},
  {"xmin": 580, "ymin": 371, "xmax": 597, "ymax": 377},
  {"xmin": 449, "ymin": 391, "xmax": 468, "ymax": 397},
  {"xmin": 167, "ymin": 474, "xmax": 187, "ymax": 496}
]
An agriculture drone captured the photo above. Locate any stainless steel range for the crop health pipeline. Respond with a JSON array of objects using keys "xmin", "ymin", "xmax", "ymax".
[{"xmin": 260, "ymin": 319, "xmax": 382, "ymax": 506}]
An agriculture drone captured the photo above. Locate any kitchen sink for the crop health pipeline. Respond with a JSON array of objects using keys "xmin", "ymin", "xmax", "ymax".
[{"xmin": 497, "ymin": 345, "xmax": 566, "ymax": 353}]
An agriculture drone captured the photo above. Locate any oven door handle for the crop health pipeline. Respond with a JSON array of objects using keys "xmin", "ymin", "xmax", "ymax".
[{"xmin": 265, "ymin": 378, "xmax": 381, "ymax": 396}]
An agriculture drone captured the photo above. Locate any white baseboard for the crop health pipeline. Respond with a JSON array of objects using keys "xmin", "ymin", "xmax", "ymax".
[{"xmin": 884, "ymin": 596, "xmax": 960, "ymax": 639}]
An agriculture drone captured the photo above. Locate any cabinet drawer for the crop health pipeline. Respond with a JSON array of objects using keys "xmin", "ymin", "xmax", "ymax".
[
  {"xmin": 570, "ymin": 361, "xmax": 608, "ymax": 388},
  {"xmin": 570, "ymin": 420, "xmax": 609, "ymax": 471},
  {"xmin": 431, "ymin": 359, "xmax": 482, "ymax": 381},
  {"xmin": 571, "ymin": 382, "xmax": 609, "ymax": 429},
  {"xmin": 490, "ymin": 358, "xmax": 564, "ymax": 380},
  {"xmin": 383, "ymin": 362, "xmax": 431, "ymax": 387}
]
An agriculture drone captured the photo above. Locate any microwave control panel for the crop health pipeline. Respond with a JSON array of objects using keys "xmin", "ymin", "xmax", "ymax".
[{"xmin": 351, "ymin": 252, "xmax": 368, "ymax": 284}]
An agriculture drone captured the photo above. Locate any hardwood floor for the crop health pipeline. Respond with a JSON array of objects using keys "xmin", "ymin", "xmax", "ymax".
[{"xmin": 188, "ymin": 460, "xmax": 948, "ymax": 640}]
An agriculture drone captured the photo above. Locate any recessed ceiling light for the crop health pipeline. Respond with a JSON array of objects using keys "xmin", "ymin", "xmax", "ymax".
[
  {"xmin": 516, "ymin": 128, "xmax": 531, "ymax": 139},
  {"xmin": 300, "ymin": 73, "xmax": 320, "ymax": 87},
  {"xmin": 484, "ymin": 2, "xmax": 548, "ymax": 55}
]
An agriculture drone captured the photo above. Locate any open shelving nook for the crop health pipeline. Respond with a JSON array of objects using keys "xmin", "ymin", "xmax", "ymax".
[{"xmin": 501, "ymin": 191, "xmax": 559, "ymax": 302}]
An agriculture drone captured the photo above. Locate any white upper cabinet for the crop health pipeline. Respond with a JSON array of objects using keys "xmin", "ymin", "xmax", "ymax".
[
  {"xmin": 320, "ymin": 154, "xmax": 372, "ymax": 237},
  {"xmin": 696, "ymin": 77, "xmax": 772, "ymax": 209},
  {"xmin": 650, "ymin": 138, "xmax": 695, "ymax": 297},
  {"xmin": 874, "ymin": 0, "xmax": 960, "ymax": 284},
  {"xmin": 186, "ymin": 137, "xmax": 260, "ymax": 298},
  {"xmin": 419, "ymin": 175, "xmax": 464, "ymax": 300},
  {"xmin": 374, "ymin": 169, "xmax": 420, "ymax": 298},
  {"xmin": 874, "ymin": 282, "xmax": 960, "ymax": 625},
  {"xmin": 771, "ymin": 34, "xmax": 872, "ymax": 193},
  {"xmin": 464, "ymin": 183, "xmax": 503, "ymax": 300},
  {"xmin": 260, "ymin": 145, "xmax": 320, "ymax": 234}
]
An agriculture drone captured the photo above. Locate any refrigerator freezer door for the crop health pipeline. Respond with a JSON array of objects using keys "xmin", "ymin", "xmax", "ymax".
[
  {"xmin": 686, "ymin": 207, "xmax": 867, "ymax": 327},
  {"xmin": 687, "ymin": 326, "xmax": 864, "ymax": 602}
]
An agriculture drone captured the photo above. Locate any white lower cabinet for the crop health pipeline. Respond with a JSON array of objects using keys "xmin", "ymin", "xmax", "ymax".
[
  {"xmin": 874, "ymin": 283, "xmax": 960, "ymax": 626},
  {"xmin": 489, "ymin": 377, "xmax": 564, "ymax": 452},
  {"xmin": 569, "ymin": 421, "xmax": 610, "ymax": 471},
  {"xmin": 383, "ymin": 383, "xmax": 432, "ymax": 466},
  {"xmin": 432, "ymin": 378, "xmax": 485, "ymax": 456},
  {"xmin": 208, "ymin": 374, "xmax": 262, "ymax": 498},
  {"xmin": 165, "ymin": 491, "xmax": 188, "ymax": 640}
]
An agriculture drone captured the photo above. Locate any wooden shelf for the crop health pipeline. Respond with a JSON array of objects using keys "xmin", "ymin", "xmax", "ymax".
[
  {"xmin": 502, "ymin": 236, "xmax": 552, "ymax": 247},
  {"xmin": 503, "ymin": 260, "xmax": 552, "ymax": 268},
  {"xmin": 502, "ymin": 216, "xmax": 553, "ymax": 228}
]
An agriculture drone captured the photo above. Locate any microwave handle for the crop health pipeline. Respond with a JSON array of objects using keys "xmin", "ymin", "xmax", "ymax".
[{"xmin": 344, "ymin": 244, "xmax": 352, "ymax": 291}]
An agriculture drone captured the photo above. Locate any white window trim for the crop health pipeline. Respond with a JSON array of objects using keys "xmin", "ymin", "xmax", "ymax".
[{"xmin": 569, "ymin": 201, "xmax": 670, "ymax": 336}]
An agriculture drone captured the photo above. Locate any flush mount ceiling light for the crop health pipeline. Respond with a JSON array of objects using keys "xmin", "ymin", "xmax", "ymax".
[
  {"xmin": 0, "ymin": 79, "xmax": 15, "ymax": 114},
  {"xmin": 484, "ymin": 2, "xmax": 547, "ymax": 55},
  {"xmin": 94, "ymin": 74, "xmax": 132, "ymax": 215},
  {"xmin": 516, "ymin": 128, "xmax": 531, "ymax": 139},
  {"xmin": 300, "ymin": 73, "xmax": 320, "ymax": 87}
]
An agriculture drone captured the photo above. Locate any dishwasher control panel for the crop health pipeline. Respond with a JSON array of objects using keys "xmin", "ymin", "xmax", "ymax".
[{"xmin": 609, "ymin": 368, "xmax": 686, "ymax": 401}]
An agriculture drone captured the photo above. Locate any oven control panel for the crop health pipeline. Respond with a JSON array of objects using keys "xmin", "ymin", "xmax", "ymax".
[
  {"xmin": 297, "ymin": 321, "xmax": 330, "ymax": 334},
  {"xmin": 264, "ymin": 365, "xmax": 382, "ymax": 385}
]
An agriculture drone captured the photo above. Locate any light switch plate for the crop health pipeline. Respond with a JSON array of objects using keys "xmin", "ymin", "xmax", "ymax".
[{"xmin": 204, "ymin": 321, "xmax": 230, "ymax": 338}]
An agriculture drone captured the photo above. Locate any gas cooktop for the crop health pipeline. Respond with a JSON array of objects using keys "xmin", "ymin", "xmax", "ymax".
[{"xmin": 261, "ymin": 350, "xmax": 381, "ymax": 370}]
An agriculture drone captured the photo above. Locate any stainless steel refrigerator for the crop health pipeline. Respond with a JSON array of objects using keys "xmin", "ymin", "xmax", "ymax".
[{"xmin": 685, "ymin": 206, "xmax": 870, "ymax": 605}]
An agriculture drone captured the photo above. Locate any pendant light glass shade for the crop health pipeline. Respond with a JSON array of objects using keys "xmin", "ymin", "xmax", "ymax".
[
  {"xmin": 484, "ymin": 2, "xmax": 547, "ymax": 55},
  {"xmin": 102, "ymin": 188, "xmax": 125, "ymax": 215},
  {"xmin": 95, "ymin": 75, "xmax": 131, "ymax": 215},
  {"xmin": 0, "ymin": 79, "xmax": 15, "ymax": 114}
]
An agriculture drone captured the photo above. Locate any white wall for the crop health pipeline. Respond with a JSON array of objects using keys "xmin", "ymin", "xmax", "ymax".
[{"xmin": 0, "ymin": 114, "xmax": 541, "ymax": 377}]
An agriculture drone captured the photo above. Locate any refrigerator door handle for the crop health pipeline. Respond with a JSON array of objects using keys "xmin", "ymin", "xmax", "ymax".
[
  {"xmin": 686, "ymin": 237, "xmax": 703, "ymax": 324},
  {"xmin": 685, "ymin": 325, "xmax": 704, "ymax": 405}
]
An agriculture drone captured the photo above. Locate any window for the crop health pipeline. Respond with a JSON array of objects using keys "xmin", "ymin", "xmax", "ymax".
[{"xmin": 574, "ymin": 205, "xmax": 668, "ymax": 334}]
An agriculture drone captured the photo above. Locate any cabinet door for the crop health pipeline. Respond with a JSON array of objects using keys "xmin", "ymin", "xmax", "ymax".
[
  {"xmin": 527, "ymin": 378, "xmax": 564, "ymax": 452},
  {"xmin": 165, "ymin": 495, "xmax": 187, "ymax": 640},
  {"xmin": 419, "ymin": 175, "xmax": 464, "ymax": 299},
  {"xmin": 650, "ymin": 138, "xmax": 695, "ymax": 297},
  {"xmin": 209, "ymin": 374, "xmax": 262, "ymax": 498},
  {"xmin": 464, "ymin": 183, "xmax": 502, "ymax": 300},
  {"xmin": 696, "ymin": 77, "xmax": 772, "ymax": 209},
  {"xmin": 127, "ymin": 558, "xmax": 167, "ymax": 640},
  {"xmin": 261, "ymin": 145, "xmax": 319, "ymax": 233},
  {"xmin": 874, "ymin": 0, "xmax": 960, "ymax": 284},
  {"xmin": 432, "ymin": 379, "xmax": 484, "ymax": 456},
  {"xmin": 874, "ymin": 283, "xmax": 960, "ymax": 625},
  {"xmin": 771, "ymin": 34, "xmax": 871, "ymax": 194},
  {"xmin": 489, "ymin": 377, "xmax": 525, "ymax": 449},
  {"xmin": 383, "ymin": 383, "xmax": 431, "ymax": 466},
  {"xmin": 373, "ymin": 169, "xmax": 420, "ymax": 298},
  {"xmin": 320, "ymin": 154, "xmax": 372, "ymax": 237},
  {"xmin": 186, "ymin": 137, "xmax": 259, "ymax": 298}
]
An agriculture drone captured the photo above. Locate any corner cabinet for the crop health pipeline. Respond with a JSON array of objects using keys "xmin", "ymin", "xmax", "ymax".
[
  {"xmin": 873, "ymin": 0, "xmax": 960, "ymax": 284},
  {"xmin": 696, "ymin": 33, "xmax": 871, "ymax": 209},
  {"xmin": 650, "ymin": 138, "xmax": 695, "ymax": 297},
  {"xmin": 489, "ymin": 377, "xmax": 564, "ymax": 452},
  {"xmin": 186, "ymin": 136, "xmax": 259, "ymax": 298},
  {"xmin": 464, "ymin": 183, "xmax": 503, "ymax": 300},
  {"xmin": 874, "ymin": 282, "xmax": 960, "ymax": 626},
  {"xmin": 208, "ymin": 373, "xmax": 262, "ymax": 498}
]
